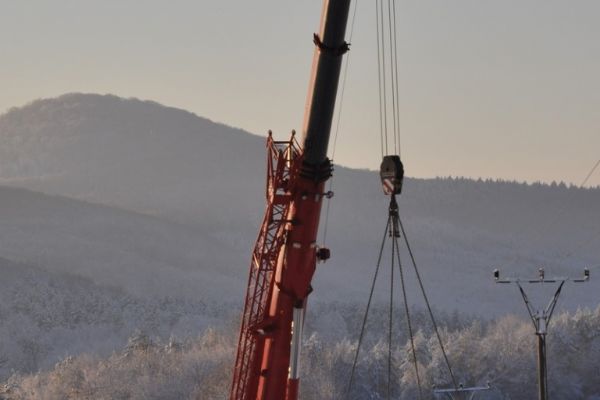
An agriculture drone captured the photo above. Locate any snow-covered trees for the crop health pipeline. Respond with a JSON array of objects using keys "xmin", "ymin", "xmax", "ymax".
[{"xmin": 2, "ymin": 306, "xmax": 599, "ymax": 400}]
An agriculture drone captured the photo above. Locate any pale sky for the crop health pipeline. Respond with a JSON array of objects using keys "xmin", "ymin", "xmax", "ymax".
[{"xmin": 1, "ymin": 1, "xmax": 599, "ymax": 186}]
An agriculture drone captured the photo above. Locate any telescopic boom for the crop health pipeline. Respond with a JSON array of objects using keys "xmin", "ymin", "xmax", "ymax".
[{"xmin": 229, "ymin": 1, "xmax": 351, "ymax": 399}]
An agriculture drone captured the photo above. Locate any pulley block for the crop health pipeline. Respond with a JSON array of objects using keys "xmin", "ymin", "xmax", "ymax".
[{"xmin": 380, "ymin": 155, "xmax": 404, "ymax": 195}]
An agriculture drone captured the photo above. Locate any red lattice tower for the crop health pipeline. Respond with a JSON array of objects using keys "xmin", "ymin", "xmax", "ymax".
[{"xmin": 230, "ymin": 133, "xmax": 301, "ymax": 400}]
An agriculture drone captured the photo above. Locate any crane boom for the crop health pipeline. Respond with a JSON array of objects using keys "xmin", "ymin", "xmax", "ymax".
[{"xmin": 230, "ymin": 2, "xmax": 351, "ymax": 400}]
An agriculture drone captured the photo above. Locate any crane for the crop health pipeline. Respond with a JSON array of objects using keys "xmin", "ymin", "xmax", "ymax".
[{"xmin": 229, "ymin": 1, "xmax": 352, "ymax": 400}]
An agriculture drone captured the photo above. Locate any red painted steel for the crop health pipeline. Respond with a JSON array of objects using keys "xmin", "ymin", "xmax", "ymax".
[
  {"xmin": 286, "ymin": 379, "xmax": 300, "ymax": 400},
  {"xmin": 230, "ymin": 1, "xmax": 350, "ymax": 398},
  {"xmin": 230, "ymin": 133, "xmax": 302, "ymax": 400},
  {"xmin": 230, "ymin": 133, "xmax": 328, "ymax": 400},
  {"xmin": 255, "ymin": 170, "xmax": 327, "ymax": 400}
]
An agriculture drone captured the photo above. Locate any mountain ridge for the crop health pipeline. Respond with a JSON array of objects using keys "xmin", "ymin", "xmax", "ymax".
[{"xmin": 0, "ymin": 93, "xmax": 598, "ymax": 316}]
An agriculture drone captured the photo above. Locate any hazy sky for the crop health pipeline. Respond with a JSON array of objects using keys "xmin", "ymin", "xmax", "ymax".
[{"xmin": 2, "ymin": 1, "xmax": 599, "ymax": 186}]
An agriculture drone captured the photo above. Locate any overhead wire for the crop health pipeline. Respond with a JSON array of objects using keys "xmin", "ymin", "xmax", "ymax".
[
  {"xmin": 552, "ymin": 157, "xmax": 600, "ymax": 263},
  {"xmin": 346, "ymin": 0, "xmax": 596, "ymax": 394},
  {"xmin": 579, "ymin": 158, "xmax": 600, "ymax": 188},
  {"xmin": 502, "ymin": 156, "xmax": 600, "ymax": 271}
]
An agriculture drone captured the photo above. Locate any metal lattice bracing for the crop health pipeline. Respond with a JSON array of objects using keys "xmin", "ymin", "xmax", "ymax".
[{"xmin": 230, "ymin": 133, "xmax": 301, "ymax": 400}]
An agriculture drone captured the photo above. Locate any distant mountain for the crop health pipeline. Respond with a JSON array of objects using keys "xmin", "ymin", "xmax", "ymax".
[
  {"xmin": 0, "ymin": 93, "xmax": 598, "ymax": 317},
  {"xmin": 0, "ymin": 186, "xmax": 237, "ymax": 379},
  {"xmin": 0, "ymin": 185, "xmax": 245, "ymax": 300},
  {"xmin": 0, "ymin": 93, "xmax": 266, "ymax": 232},
  {"xmin": 0, "ymin": 93, "xmax": 599, "ymax": 388}
]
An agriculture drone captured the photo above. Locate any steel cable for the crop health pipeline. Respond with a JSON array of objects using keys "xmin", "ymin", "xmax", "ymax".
[
  {"xmin": 391, "ymin": 0, "xmax": 402, "ymax": 157},
  {"xmin": 322, "ymin": 0, "xmax": 359, "ymax": 246},
  {"xmin": 393, "ymin": 233, "xmax": 423, "ymax": 399},
  {"xmin": 386, "ymin": 0, "xmax": 398, "ymax": 157},
  {"xmin": 387, "ymin": 226, "xmax": 395, "ymax": 400},
  {"xmin": 378, "ymin": 0, "xmax": 389, "ymax": 155},
  {"xmin": 397, "ymin": 214, "xmax": 459, "ymax": 389},
  {"xmin": 346, "ymin": 215, "xmax": 391, "ymax": 397},
  {"xmin": 375, "ymin": 0, "xmax": 386, "ymax": 158}
]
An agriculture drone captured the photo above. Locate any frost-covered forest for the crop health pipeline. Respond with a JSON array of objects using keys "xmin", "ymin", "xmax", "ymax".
[
  {"xmin": 2, "ymin": 305, "xmax": 600, "ymax": 400},
  {"xmin": 0, "ymin": 94, "xmax": 598, "ymax": 399}
]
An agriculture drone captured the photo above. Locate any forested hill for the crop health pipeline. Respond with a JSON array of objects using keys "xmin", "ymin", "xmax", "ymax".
[
  {"xmin": 0, "ymin": 94, "xmax": 598, "ymax": 398},
  {"xmin": 0, "ymin": 93, "xmax": 598, "ymax": 316}
]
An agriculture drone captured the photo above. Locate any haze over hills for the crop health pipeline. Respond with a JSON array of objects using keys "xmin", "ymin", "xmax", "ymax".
[
  {"xmin": 0, "ymin": 93, "xmax": 598, "ymax": 314},
  {"xmin": 0, "ymin": 93, "xmax": 598, "ymax": 394},
  {"xmin": 0, "ymin": 185, "xmax": 245, "ymax": 300},
  {"xmin": 0, "ymin": 93, "xmax": 266, "ymax": 233}
]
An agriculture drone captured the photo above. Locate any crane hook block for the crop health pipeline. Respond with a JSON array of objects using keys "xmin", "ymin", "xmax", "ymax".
[{"xmin": 380, "ymin": 155, "xmax": 404, "ymax": 195}]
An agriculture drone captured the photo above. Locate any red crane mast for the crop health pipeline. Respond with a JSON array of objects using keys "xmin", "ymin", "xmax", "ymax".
[{"xmin": 230, "ymin": 1, "xmax": 351, "ymax": 400}]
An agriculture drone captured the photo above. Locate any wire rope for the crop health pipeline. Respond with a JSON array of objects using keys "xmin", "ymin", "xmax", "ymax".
[
  {"xmin": 391, "ymin": 0, "xmax": 402, "ymax": 157},
  {"xmin": 387, "ymin": 226, "xmax": 395, "ymax": 400},
  {"xmin": 321, "ymin": 0, "xmax": 359, "ymax": 246},
  {"xmin": 348, "ymin": 0, "xmax": 460, "ymax": 395},
  {"xmin": 329, "ymin": 0, "xmax": 360, "ymax": 163},
  {"xmin": 375, "ymin": 0, "xmax": 386, "ymax": 157},
  {"xmin": 346, "ymin": 216, "xmax": 391, "ymax": 396},
  {"xmin": 393, "ymin": 232, "xmax": 423, "ymax": 400},
  {"xmin": 386, "ymin": 0, "xmax": 398, "ymax": 157},
  {"xmin": 397, "ymin": 213, "xmax": 459, "ymax": 389},
  {"xmin": 347, "ymin": 0, "xmax": 456, "ymax": 395},
  {"xmin": 375, "ymin": 0, "xmax": 389, "ymax": 155}
]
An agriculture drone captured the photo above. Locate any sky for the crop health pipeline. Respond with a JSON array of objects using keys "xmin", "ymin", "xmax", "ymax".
[{"xmin": 1, "ymin": 0, "xmax": 599, "ymax": 186}]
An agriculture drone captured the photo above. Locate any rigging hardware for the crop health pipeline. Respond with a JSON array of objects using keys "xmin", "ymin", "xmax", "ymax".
[
  {"xmin": 433, "ymin": 382, "xmax": 491, "ymax": 400},
  {"xmin": 345, "ymin": 0, "xmax": 460, "ymax": 397},
  {"xmin": 380, "ymin": 155, "xmax": 404, "ymax": 195},
  {"xmin": 346, "ymin": 181, "xmax": 458, "ymax": 398}
]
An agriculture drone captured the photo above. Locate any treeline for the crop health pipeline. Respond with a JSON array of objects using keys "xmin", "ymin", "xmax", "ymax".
[{"xmin": 2, "ymin": 305, "xmax": 599, "ymax": 400}]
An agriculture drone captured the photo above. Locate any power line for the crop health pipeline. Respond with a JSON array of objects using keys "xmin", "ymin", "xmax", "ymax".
[
  {"xmin": 579, "ymin": 158, "xmax": 600, "ymax": 188},
  {"xmin": 502, "ymin": 156, "xmax": 600, "ymax": 271}
]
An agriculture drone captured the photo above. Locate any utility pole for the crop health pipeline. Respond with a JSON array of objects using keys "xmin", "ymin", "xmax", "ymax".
[{"xmin": 493, "ymin": 267, "xmax": 590, "ymax": 400}]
